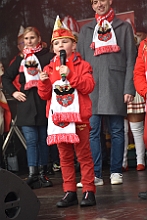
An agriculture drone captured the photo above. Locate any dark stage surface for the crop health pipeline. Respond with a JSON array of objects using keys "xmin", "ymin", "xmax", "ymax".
[{"xmin": 26, "ymin": 168, "xmax": 147, "ymax": 220}]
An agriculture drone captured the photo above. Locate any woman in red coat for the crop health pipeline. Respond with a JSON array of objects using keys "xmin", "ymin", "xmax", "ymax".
[{"xmin": 134, "ymin": 37, "xmax": 147, "ymax": 199}]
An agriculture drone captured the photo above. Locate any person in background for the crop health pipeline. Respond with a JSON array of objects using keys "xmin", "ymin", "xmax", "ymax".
[
  {"xmin": 11, "ymin": 26, "xmax": 48, "ymax": 91},
  {"xmin": 9, "ymin": 26, "xmax": 59, "ymax": 176},
  {"xmin": 10, "ymin": 26, "xmax": 25, "ymax": 91},
  {"xmin": 134, "ymin": 34, "xmax": 147, "ymax": 199},
  {"xmin": 0, "ymin": 61, "xmax": 4, "ymax": 88},
  {"xmin": 77, "ymin": 0, "xmax": 136, "ymax": 185},
  {"xmin": 123, "ymin": 108, "xmax": 145, "ymax": 171},
  {"xmin": 38, "ymin": 15, "xmax": 96, "ymax": 207},
  {"xmin": 2, "ymin": 26, "xmax": 54, "ymax": 189},
  {"xmin": 122, "ymin": 31, "xmax": 147, "ymax": 172},
  {"xmin": 0, "ymin": 61, "xmax": 11, "ymax": 168},
  {"xmin": 17, "ymin": 26, "xmax": 25, "ymax": 53},
  {"xmin": 48, "ymin": 144, "xmax": 60, "ymax": 174},
  {"xmin": 134, "ymin": 31, "xmax": 147, "ymax": 47}
]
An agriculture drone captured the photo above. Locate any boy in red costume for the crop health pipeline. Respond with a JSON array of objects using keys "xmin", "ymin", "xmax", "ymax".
[{"xmin": 38, "ymin": 15, "xmax": 96, "ymax": 207}]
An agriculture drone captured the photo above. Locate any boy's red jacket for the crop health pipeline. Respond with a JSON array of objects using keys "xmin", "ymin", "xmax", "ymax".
[{"xmin": 38, "ymin": 52, "xmax": 95, "ymax": 123}]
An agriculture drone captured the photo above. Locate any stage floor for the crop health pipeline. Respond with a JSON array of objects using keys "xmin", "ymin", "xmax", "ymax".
[{"xmin": 27, "ymin": 167, "xmax": 147, "ymax": 220}]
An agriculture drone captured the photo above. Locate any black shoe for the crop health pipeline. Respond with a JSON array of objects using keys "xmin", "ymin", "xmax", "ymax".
[
  {"xmin": 80, "ymin": 191, "xmax": 96, "ymax": 207},
  {"xmin": 26, "ymin": 176, "xmax": 41, "ymax": 189},
  {"xmin": 26, "ymin": 166, "xmax": 41, "ymax": 189},
  {"xmin": 138, "ymin": 191, "xmax": 147, "ymax": 199},
  {"xmin": 39, "ymin": 175, "xmax": 53, "ymax": 187},
  {"xmin": 39, "ymin": 165, "xmax": 53, "ymax": 187},
  {"xmin": 56, "ymin": 191, "xmax": 78, "ymax": 207}
]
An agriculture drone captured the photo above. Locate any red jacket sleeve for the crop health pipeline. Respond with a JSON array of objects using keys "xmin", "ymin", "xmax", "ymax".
[{"xmin": 67, "ymin": 60, "xmax": 95, "ymax": 95}]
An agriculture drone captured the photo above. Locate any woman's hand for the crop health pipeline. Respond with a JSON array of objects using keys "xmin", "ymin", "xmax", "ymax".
[
  {"xmin": 39, "ymin": 71, "xmax": 49, "ymax": 81},
  {"xmin": 12, "ymin": 91, "xmax": 27, "ymax": 102}
]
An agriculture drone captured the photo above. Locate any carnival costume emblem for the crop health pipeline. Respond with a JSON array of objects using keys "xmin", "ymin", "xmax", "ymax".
[
  {"xmin": 56, "ymin": 94, "xmax": 74, "ymax": 107},
  {"xmin": 98, "ymin": 24, "xmax": 112, "ymax": 42},
  {"xmin": 54, "ymin": 84, "xmax": 75, "ymax": 107},
  {"xmin": 25, "ymin": 60, "xmax": 38, "ymax": 76}
]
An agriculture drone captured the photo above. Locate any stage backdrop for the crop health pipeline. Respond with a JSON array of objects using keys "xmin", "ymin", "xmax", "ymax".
[
  {"xmin": 78, "ymin": 11, "xmax": 135, "ymax": 33},
  {"xmin": 0, "ymin": 0, "xmax": 147, "ymax": 67}
]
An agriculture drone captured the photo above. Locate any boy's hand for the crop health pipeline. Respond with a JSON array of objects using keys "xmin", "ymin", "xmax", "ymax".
[
  {"xmin": 39, "ymin": 71, "xmax": 49, "ymax": 81},
  {"xmin": 59, "ymin": 65, "xmax": 69, "ymax": 78}
]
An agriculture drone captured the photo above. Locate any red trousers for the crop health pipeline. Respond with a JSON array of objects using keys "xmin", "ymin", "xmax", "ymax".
[{"xmin": 57, "ymin": 123, "xmax": 96, "ymax": 193}]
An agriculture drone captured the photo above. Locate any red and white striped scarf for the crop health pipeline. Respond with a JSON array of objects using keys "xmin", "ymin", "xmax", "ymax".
[
  {"xmin": 19, "ymin": 43, "xmax": 42, "ymax": 90},
  {"xmin": 90, "ymin": 8, "xmax": 120, "ymax": 56},
  {"xmin": 23, "ymin": 43, "xmax": 42, "ymax": 59}
]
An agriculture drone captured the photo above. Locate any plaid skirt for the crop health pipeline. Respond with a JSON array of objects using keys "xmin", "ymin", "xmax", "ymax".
[{"xmin": 127, "ymin": 92, "xmax": 145, "ymax": 114}]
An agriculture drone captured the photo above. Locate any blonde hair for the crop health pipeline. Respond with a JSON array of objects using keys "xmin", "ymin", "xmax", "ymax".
[{"xmin": 23, "ymin": 27, "xmax": 40, "ymax": 38}]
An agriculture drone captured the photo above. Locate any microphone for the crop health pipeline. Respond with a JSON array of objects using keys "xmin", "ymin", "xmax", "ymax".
[{"xmin": 60, "ymin": 49, "xmax": 66, "ymax": 81}]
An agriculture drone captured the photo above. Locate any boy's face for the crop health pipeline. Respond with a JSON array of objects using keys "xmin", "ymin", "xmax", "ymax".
[
  {"xmin": 53, "ymin": 38, "xmax": 76, "ymax": 58},
  {"xmin": 92, "ymin": 0, "xmax": 113, "ymax": 16}
]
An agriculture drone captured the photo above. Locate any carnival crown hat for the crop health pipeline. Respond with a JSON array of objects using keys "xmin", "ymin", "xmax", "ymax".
[
  {"xmin": 18, "ymin": 25, "xmax": 25, "ymax": 37},
  {"xmin": 51, "ymin": 15, "xmax": 76, "ymax": 42}
]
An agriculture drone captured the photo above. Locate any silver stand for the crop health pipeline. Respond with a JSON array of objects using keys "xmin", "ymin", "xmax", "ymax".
[{"xmin": 2, "ymin": 116, "xmax": 27, "ymax": 155}]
